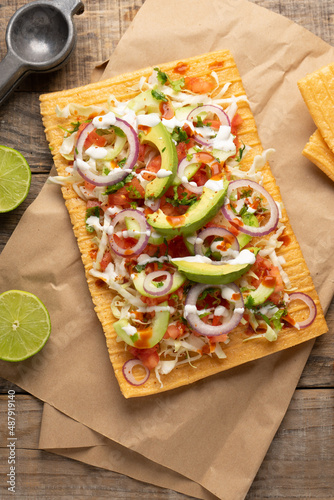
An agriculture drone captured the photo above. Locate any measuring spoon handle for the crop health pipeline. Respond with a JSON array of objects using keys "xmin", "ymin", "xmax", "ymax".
[
  {"xmin": 0, "ymin": 53, "xmax": 27, "ymax": 106},
  {"xmin": 54, "ymin": 0, "xmax": 84, "ymax": 16}
]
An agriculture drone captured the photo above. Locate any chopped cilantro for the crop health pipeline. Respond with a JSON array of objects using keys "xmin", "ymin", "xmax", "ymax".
[
  {"xmin": 171, "ymin": 126, "xmax": 189, "ymax": 144},
  {"xmin": 154, "ymin": 67, "xmax": 185, "ymax": 92},
  {"xmin": 151, "ymin": 89, "xmax": 168, "ymax": 102},
  {"xmin": 134, "ymin": 263, "xmax": 147, "ymax": 272},
  {"xmin": 165, "ymin": 186, "xmax": 197, "ymax": 207},
  {"xmin": 104, "ymin": 173, "xmax": 133, "ymax": 195},
  {"xmin": 235, "ymin": 143, "xmax": 246, "ymax": 162},
  {"xmin": 240, "ymin": 188, "xmax": 252, "ymax": 198},
  {"xmin": 85, "ymin": 206, "xmax": 100, "ymax": 233},
  {"xmin": 245, "ymin": 295, "xmax": 255, "ymax": 308},
  {"xmin": 118, "ymin": 158, "xmax": 127, "ymax": 167},
  {"xmin": 58, "ymin": 120, "xmax": 83, "ymax": 135},
  {"xmin": 154, "ymin": 68, "xmax": 168, "ymax": 85},
  {"xmin": 125, "ymin": 182, "xmax": 142, "ymax": 199}
]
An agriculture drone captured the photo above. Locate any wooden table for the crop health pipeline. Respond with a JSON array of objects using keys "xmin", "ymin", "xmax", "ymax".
[{"xmin": 0, "ymin": 1, "xmax": 333, "ymax": 498}]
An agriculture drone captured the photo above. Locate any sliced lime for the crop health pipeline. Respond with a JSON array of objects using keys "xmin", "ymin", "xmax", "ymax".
[
  {"xmin": 0, "ymin": 290, "xmax": 51, "ymax": 362},
  {"xmin": 0, "ymin": 146, "xmax": 31, "ymax": 213}
]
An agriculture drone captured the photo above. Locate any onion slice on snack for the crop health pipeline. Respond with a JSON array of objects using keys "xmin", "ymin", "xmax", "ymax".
[
  {"xmin": 222, "ymin": 179, "xmax": 279, "ymax": 236},
  {"xmin": 122, "ymin": 359, "xmax": 150, "ymax": 386},
  {"xmin": 185, "ymin": 283, "xmax": 244, "ymax": 337},
  {"xmin": 74, "ymin": 119, "xmax": 139, "ymax": 186},
  {"xmin": 143, "ymin": 270, "xmax": 173, "ymax": 297},
  {"xmin": 187, "ymin": 104, "xmax": 231, "ymax": 147},
  {"xmin": 194, "ymin": 226, "xmax": 239, "ymax": 260},
  {"xmin": 288, "ymin": 292, "xmax": 317, "ymax": 329},
  {"xmin": 108, "ymin": 209, "xmax": 150, "ymax": 257}
]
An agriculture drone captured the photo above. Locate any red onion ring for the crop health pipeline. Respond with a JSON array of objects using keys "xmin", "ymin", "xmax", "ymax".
[
  {"xmin": 122, "ymin": 359, "xmax": 150, "ymax": 386},
  {"xmin": 143, "ymin": 270, "xmax": 173, "ymax": 296},
  {"xmin": 108, "ymin": 209, "xmax": 150, "ymax": 257},
  {"xmin": 288, "ymin": 292, "xmax": 317, "ymax": 329},
  {"xmin": 222, "ymin": 179, "xmax": 279, "ymax": 236},
  {"xmin": 187, "ymin": 105, "xmax": 230, "ymax": 147},
  {"xmin": 194, "ymin": 226, "xmax": 239, "ymax": 261},
  {"xmin": 177, "ymin": 152, "xmax": 215, "ymax": 194},
  {"xmin": 185, "ymin": 283, "xmax": 244, "ymax": 336},
  {"xmin": 74, "ymin": 119, "xmax": 139, "ymax": 186}
]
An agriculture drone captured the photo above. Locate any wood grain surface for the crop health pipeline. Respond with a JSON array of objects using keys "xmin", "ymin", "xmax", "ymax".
[{"xmin": 0, "ymin": 1, "xmax": 333, "ymax": 499}]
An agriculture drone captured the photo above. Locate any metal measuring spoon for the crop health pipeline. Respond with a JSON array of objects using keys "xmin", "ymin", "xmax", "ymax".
[{"xmin": 0, "ymin": 0, "xmax": 84, "ymax": 105}]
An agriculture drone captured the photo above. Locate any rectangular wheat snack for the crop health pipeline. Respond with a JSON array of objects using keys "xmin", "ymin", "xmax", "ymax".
[
  {"xmin": 298, "ymin": 62, "xmax": 334, "ymax": 154},
  {"xmin": 40, "ymin": 50, "xmax": 327, "ymax": 398},
  {"xmin": 303, "ymin": 129, "xmax": 334, "ymax": 182}
]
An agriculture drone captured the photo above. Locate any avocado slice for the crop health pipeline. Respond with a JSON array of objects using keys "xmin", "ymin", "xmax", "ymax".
[
  {"xmin": 171, "ymin": 248, "xmax": 259, "ymax": 285},
  {"xmin": 245, "ymin": 282, "xmax": 275, "ymax": 307},
  {"xmin": 147, "ymin": 183, "xmax": 229, "ymax": 237},
  {"xmin": 113, "ymin": 301, "xmax": 170, "ymax": 349},
  {"xmin": 132, "ymin": 270, "xmax": 186, "ymax": 298},
  {"xmin": 139, "ymin": 122, "xmax": 178, "ymax": 199}
]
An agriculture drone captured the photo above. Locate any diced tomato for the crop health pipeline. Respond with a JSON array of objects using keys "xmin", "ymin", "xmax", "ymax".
[
  {"xmin": 84, "ymin": 181, "xmax": 96, "ymax": 191},
  {"xmin": 209, "ymin": 333, "xmax": 228, "ymax": 343},
  {"xmin": 113, "ymin": 233, "xmax": 138, "ymax": 251},
  {"xmin": 164, "ymin": 322, "xmax": 186, "ymax": 340},
  {"xmin": 84, "ymin": 129, "xmax": 107, "ymax": 149},
  {"xmin": 184, "ymin": 76, "xmax": 216, "ymax": 94},
  {"xmin": 86, "ymin": 199, "xmax": 101, "ymax": 209},
  {"xmin": 203, "ymin": 119, "xmax": 220, "ymax": 130},
  {"xmin": 176, "ymin": 138, "xmax": 196, "ymax": 162},
  {"xmin": 107, "ymin": 187, "xmax": 131, "ymax": 208},
  {"xmin": 192, "ymin": 166, "xmax": 209, "ymax": 186},
  {"xmin": 231, "ymin": 113, "xmax": 243, "ymax": 135},
  {"xmin": 142, "ymin": 155, "xmax": 162, "ymax": 181},
  {"xmin": 230, "ymin": 113, "xmax": 243, "ymax": 153},
  {"xmin": 127, "ymin": 176, "xmax": 145, "ymax": 199},
  {"xmin": 167, "ymin": 236, "xmax": 190, "ymax": 258},
  {"xmin": 140, "ymin": 294, "xmax": 168, "ymax": 306},
  {"xmin": 138, "ymin": 143, "xmax": 149, "ymax": 162},
  {"xmin": 100, "ymin": 251, "xmax": 112, "ymax": 271},
  {"xmin": 129, "ymin": 346, "xmax": 159, "ymax": 370}
]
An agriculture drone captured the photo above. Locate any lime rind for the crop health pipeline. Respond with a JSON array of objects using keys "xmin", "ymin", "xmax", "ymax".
[
  {"xmin": 0, "ymin": 146, "xmax": 32, "ymax": 213},
  {"xmin": 0, "ymin": 290, "xmax": 51, "ymax": 362}
]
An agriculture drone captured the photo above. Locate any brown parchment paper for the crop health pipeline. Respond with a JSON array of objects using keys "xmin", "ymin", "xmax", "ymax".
[{"xmin": 1, "ymin": 1, "xmax": 334, "ymax": 499}]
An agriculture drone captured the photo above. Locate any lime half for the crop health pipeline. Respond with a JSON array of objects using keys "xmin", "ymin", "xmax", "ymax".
[
  {"xmin": 0, "ymin": 146, "xmax": 31, "ymax": 213},
  {"xmin": 0, "ymin": 290, "xmax": 51, "ymax": 362}
]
